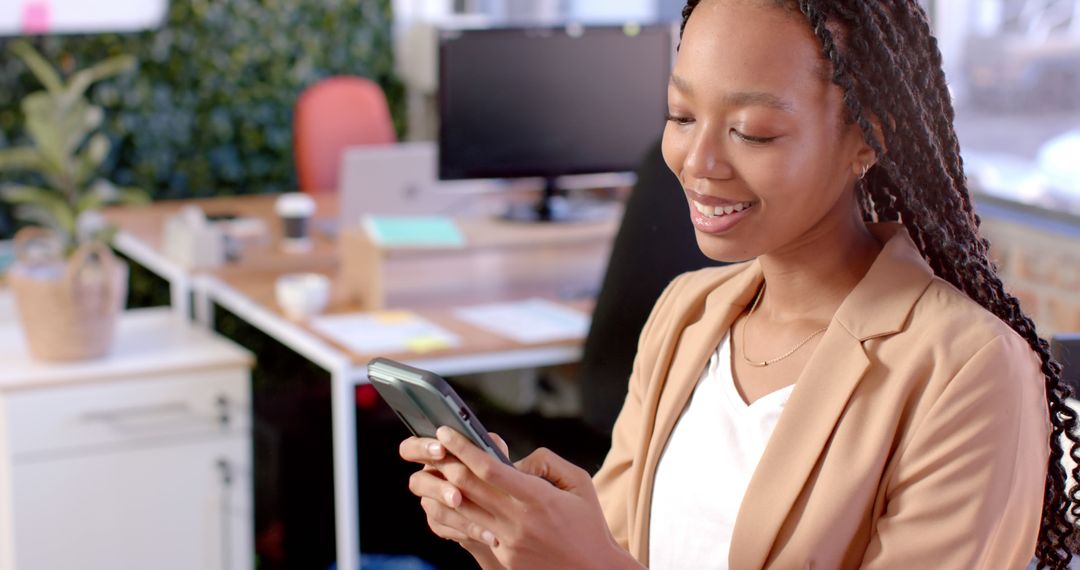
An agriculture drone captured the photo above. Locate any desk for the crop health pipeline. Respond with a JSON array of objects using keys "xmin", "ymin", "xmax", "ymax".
[
  {"xmin": 103, "ymin": 193, "xmax": 620, "ymax": 570},
  {"xmin": 106, "ymin": 194, "xmax": 339, "ymax": 319}
]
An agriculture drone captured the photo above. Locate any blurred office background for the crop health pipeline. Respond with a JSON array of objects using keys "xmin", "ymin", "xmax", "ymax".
[{"xmin": 1, "ymin": 1, "xmax": 1079, "ymax": 569}]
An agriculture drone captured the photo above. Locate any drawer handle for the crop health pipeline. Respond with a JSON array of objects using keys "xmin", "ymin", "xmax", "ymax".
[
  {"xmin": 80, "ymin": 402, "xmax": 200, "ymax": 431},
  {"xmin": 217, "ymin": 395, "xmax": 231, "ymax": 427},
  {"xmin": 81, "ymin": 401, "xmax": 192, "ymax": 421}
]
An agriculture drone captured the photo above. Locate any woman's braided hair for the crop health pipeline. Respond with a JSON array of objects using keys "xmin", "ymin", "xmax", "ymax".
[{"xmin": 679, "ymin": 1, "xmax": 1080, "ymax": 567}]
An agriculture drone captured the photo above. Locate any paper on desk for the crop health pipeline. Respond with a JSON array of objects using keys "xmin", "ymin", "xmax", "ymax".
[
  {"xmin": 309, "ymin": 311, "xmax": 460, "ymax": 354},
  {"xmin": 453, "ymin": 298, "xmax": 589, "ymax": 344}
]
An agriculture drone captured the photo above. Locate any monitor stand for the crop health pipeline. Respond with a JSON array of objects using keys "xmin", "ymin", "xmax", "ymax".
[{"xmin": 502, "ymin": 177, "xmax": 592, "ymax": 223}]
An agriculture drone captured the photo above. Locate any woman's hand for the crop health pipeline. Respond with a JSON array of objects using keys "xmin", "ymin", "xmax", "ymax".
[
  {"xmin": 433, "ymin": 426, "xmax": 642, "ymax": 570},
  {"xmin": 399, "ymin": 434, "xmax": 507, "ymax": 570}
]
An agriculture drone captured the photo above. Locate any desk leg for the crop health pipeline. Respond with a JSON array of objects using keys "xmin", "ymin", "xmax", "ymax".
[
  {"xmin": 193, "ymin": 279, "xmax": 214, "ymax": 329},
  {"xmin": 170, "ymin": 276, "xmax": 191, "ymax": 321},
  {"xmin": 332, "ymin": 368, "xmax": 361, "ymax": 570}
]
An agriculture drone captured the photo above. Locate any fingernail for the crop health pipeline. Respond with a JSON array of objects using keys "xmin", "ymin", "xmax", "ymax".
[
  {"xmin": 427, "ymin": 442, "xmax": 443, "ymax": 457},
  {"xmin": 481, "ymin": 529, "xmax": 497, "ymax": 547},
  {"xmin": 444, "ymin": 489, "xmax": 458, "ymax": 507}
]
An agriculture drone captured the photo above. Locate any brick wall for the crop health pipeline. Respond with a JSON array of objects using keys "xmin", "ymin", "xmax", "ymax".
[{"xmin": 979, "ymin": 204, "xmax": 1080, "ymax": 338}]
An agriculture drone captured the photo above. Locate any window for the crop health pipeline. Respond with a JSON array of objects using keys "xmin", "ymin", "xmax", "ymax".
[
  {"xmin": 935, "ymin": 0, "xmax": 1080, "ymax": 216},
  {"xmin": 438, "ymin": 0, "xmax": 663, "ymax": 24}
]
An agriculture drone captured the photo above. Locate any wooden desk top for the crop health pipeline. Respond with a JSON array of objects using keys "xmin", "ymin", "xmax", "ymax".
[
  {"xmin": 103, "ymin": 193, "xmax": 340, "ymax": 274},
  {"xmin": 103, "ymin": 193, "xmax": 619, "ymax": 270},
  {"xmin": 212, "ymin": 266, "xmax": 599, "ymax": 366},
  {"xmin": 104, "ymin": 193, "xmax": 622, "ymax": 367}
]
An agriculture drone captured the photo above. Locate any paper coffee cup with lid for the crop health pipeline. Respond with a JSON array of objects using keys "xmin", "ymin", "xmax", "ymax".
[{"xmin": 274, "ymin": 193, "xmax": 316, "ymax": 253}]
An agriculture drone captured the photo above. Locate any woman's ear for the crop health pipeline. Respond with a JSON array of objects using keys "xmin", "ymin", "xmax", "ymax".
[{"xmin": 851, "ymin": 113, "xmax": 889, "ymax": 177}]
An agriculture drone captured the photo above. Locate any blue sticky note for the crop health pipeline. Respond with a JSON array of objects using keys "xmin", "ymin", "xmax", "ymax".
[{"xmin": 363, "ymin": 216, "xmax": 466, "ymax": 248}]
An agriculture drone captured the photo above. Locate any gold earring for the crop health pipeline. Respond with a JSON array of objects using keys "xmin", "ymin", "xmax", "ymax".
[{"xmin": 859, "ymin": 163, "xmax": 871, "ymax": 180}]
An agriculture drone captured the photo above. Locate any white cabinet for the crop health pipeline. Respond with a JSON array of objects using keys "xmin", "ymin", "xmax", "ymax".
[{"xmin": 0, "ymin": 308, "xmax": 253, "ymax": 570}]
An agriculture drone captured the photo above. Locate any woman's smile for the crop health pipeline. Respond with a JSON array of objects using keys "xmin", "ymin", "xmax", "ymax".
[
  {"xmin": 691, "ymin": 199, "xmax": 754, "ymax": 216},
  {"xmin": 687, "ymin": 196, "xmax": 757, "ymax": 234},
  {"xmin": 683, "ymin": 187, "xmax": 758, "ymax": 234}
]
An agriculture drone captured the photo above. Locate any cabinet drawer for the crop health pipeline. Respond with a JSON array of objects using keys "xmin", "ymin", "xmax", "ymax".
[
  {"xmin": 12, "ymin": 434, "xmax": 252, "ymax": 570},
  {"xmin": 5, "ymin": 368, "xmax": 250, "ymax": 458}
]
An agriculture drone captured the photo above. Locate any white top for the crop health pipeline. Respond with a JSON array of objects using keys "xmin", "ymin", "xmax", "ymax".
[
  {"xmin": 649, "ymin": 334, "xmax": 795, "ymax": 570},
  {"xmin": 0, "ymin": 289, "xmax": 16, "ymax": 324}
]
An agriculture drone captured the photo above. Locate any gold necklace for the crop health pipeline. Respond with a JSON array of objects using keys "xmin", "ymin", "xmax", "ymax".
[{"xmin": 740, "ymin": 284, "xmax": 828, "ymax": 367}]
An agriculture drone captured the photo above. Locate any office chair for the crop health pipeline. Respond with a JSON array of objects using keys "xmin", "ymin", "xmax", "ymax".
[
  {"xmin": 579, "ymin": 138, "xmax": 725, "ymax": 436},
  {"xmin": 293, "ymin": 76, "xmax": 396, "ymax": 194},
  {"xmin": 1051, "ymin": 334, "xmax": 1080, "ymax": 397}
]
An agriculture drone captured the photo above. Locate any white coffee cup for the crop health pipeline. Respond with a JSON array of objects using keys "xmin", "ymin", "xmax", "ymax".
[{"xmin": 275, "ymin": 273, "xmax": 330, "ymax": 320}]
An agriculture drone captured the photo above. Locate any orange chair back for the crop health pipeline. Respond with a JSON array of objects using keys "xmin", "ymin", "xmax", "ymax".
[{"xmin": 293, "ymin": 76, "xmax": 396, "ymax": 194}]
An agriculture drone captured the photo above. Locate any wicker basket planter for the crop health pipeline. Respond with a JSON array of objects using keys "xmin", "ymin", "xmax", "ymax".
[{"xmin": 9, "ymin": 229, "xmax": 128, "ymax": 362}]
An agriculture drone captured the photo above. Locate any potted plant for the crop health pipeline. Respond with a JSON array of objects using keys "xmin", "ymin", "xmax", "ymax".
[{"xmin": 0, "ymin": 41, "xmax": 147, "ymax": 361}]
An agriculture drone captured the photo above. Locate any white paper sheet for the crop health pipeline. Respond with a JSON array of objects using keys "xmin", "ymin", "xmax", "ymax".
[
  {"xmin": 453, "ymin": 298, "xmax": 590, "ymax": 344},
  {"xmin": 309, "ymin": 311, "xmax": 460, "ymax": 354}
]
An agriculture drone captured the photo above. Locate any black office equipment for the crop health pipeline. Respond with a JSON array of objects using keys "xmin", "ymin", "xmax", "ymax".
[
  {"xmin": 579, "ymin": 138, "xmax": 725, "ymax": 436},
  {"xmin": 1051, "ymin": 334, "xmax": 1080, "ymax": 397},
  {"xmin": 438, "ymin": 24, "xmax": 672, "ymax": 221}
]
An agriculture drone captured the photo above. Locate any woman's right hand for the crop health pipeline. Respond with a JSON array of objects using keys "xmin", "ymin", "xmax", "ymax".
[{"xmin": 400, "ymin": 434, "xmax": 509, "ymax": 570}]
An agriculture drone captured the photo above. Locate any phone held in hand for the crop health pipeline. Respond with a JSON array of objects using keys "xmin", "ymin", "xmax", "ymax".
[{"xmin": 366, "ymin": 357, "xmax": 513, "ymax": 465}]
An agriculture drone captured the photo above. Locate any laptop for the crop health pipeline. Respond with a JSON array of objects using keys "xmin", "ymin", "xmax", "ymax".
[{"xmin": 336, "ymin": 142, "xmax": 479, "ymax": 231}]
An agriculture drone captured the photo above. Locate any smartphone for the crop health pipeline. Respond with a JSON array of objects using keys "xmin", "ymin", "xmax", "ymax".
[{"xmin": 366, "ymin": 357, "xmax": 513, "ymax": 465}]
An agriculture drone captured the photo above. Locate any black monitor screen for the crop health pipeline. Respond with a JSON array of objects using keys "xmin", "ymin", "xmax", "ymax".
[{"xmin": 438, "ymin": 25, "xmax": 672, "ymax": 181}]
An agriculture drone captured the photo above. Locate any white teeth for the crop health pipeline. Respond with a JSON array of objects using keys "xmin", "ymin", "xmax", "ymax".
[{"xmin": 692, "ymin": 199, "xmax": 753, "ymax": 218}]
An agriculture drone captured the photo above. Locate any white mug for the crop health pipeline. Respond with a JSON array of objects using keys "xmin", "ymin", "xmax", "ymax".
[{"xmin": 275, "ymin": 273, "xmax": 330, "ymax": 320}]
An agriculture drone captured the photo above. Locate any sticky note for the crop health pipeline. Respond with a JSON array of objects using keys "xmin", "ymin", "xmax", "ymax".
[
  {"xmin": 363, "ymin": 216, "xmax": 466, "ymax": 249},
  {"xmin": 21, "ymin": 2, "xmax": 51, "ymax": 34},
  {"xmin": 373, "ymin": 310, "xmax": 417, "ymax": 325},
  {"xmin": 406, "ymin": 335, "xmax": 452, "ymax": 353}
]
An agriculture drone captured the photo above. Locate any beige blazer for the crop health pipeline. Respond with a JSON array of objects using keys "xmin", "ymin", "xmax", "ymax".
[{"xmin": 593, "ymin": 223, "xmax": 1050, "ymax": 569}]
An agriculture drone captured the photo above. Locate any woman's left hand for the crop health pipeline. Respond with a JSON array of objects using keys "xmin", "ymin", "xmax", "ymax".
[{"xmin": 434, "ymin": 426, "xmax": 643, "ymax": 570}]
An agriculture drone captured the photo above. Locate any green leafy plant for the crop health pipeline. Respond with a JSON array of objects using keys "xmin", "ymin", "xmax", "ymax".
[
  {"xmin": 0, "ymin": 41, "xmax": 147, "ymax": 254},
  {"xmin": 0, "ymin": 0, "xmax": 402, "ymax": 211}
]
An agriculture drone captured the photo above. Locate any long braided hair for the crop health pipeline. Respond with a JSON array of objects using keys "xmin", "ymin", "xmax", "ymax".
[{"xmin": 679, "ymin": 1, "xmax": 1080, "ymax": 567}]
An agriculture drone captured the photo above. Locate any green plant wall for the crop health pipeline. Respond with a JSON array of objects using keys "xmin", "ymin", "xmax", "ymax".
[{"xmin": 0, "ymin": 0, "xmax": 404, "ymax": 237}]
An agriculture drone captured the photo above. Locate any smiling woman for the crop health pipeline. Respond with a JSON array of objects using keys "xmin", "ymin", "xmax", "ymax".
[
  {"xmin": 398, "ymin": 1, "xmax": 1080, "ymax": 569},
  {"xmin": 661, "ymin": 1, "xmax": 878, "ymax": 265}
]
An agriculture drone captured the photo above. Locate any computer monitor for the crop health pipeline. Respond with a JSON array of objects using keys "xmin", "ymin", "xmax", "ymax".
[{"xmin": 438, "ymin": 24, "xmax": 673, "ymax": 221}]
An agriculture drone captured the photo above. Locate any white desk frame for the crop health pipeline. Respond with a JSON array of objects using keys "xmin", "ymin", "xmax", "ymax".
[
  {"xmin": 115, "ymin": 231, "xmax": 586, "ymax": 570},
  {"xmin": 114, "ymin": 231, "xmax": 193, "ymax": 321}
]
